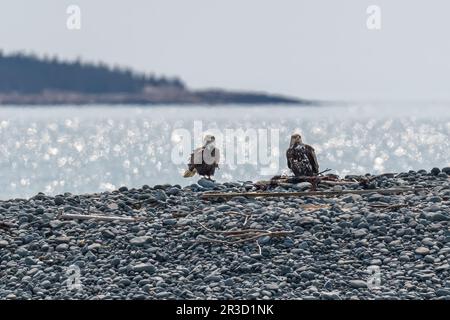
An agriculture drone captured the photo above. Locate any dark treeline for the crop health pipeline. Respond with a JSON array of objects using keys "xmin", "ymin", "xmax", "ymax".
[{"xmin": 0, "ymin": 52, "xmax": 185, "ymax": 94}]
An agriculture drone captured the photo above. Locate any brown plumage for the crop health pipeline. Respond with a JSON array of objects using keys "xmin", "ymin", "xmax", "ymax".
[
  {"xmin": 286, "ymin": 133, "xmax": 319, "ymax": 176},
  {"xmin": 183, "ymin": 135, "xmax": 220, "ymax": 179}
]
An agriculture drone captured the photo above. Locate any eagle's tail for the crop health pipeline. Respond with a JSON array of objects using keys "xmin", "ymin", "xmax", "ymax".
[{"xmin": 183, "ymin": 168, "xmax": 197, "ymax": 178}]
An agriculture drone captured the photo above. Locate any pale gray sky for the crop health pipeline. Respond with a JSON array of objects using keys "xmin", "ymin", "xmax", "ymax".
[{"xmin": 1, "ymin": 0, "xmax": 449, "ymax": 101}]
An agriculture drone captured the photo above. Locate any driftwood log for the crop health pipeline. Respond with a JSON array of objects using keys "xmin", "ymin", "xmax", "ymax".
[
  {"xmin": 59, "ymin": 213, "xmax": 140, "ymax": 223},
  {"xmin": 256, "ymin": 172, "xmax": 400, "ymax": 191},
  {"xmin": 197, "ymin": 222, "xmax": 294, "ymax": 250},
  {"xmin": 201, "ymin": 187, "xmax": 425, "ymax": 200}
]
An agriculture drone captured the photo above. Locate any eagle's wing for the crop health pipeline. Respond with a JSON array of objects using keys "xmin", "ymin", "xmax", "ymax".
[
  {"xmin": 213, "ymin": 148, "xmax": 220, "ymax": 167},
  {"xmin": 188, "ymin": 152, "xmax": 195, "ymax": 171},
  {"xmin": 305, "ymin": 144, "xmax": 319, "ymax": 174},
  {"xmin": 286, "ymin": 148, "xmax": 292, "ymax": 169},
  {"xmin": 188, "ymin": 147, "xmax": 204, "ymax": 170}
]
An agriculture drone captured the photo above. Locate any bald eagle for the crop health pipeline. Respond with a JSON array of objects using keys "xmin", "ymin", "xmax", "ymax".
[
  {"xmin": 286, "ymin": 133, "xmax": 319, "ymax": 176},
  {"xmin": 183, "ymin": 135, "xmax": 220, "ymax": 180}
]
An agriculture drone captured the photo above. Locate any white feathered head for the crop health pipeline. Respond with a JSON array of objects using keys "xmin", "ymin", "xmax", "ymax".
[
  {"xmin": 289, "ymin": 133, "xmax": 303, "ymax": 147},
  {"xmin": 203, "ymin": 134, "xmax": 216, "ymax": 147}
]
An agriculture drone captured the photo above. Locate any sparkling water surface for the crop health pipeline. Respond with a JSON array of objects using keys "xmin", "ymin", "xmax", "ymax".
[{"xmin": 0, "ymin": 103, "xmax": 449, "ymax": 200}]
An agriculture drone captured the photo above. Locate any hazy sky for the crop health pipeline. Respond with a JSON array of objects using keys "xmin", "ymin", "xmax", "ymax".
[{"xmin": 1, "ymin": 0, "xmax": 450, "ymax": 101}]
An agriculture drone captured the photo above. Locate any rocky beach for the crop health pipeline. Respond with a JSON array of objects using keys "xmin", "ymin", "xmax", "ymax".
[{"xmin": 1, "ymin": 168, "xmax": 450, "ymax": 300}]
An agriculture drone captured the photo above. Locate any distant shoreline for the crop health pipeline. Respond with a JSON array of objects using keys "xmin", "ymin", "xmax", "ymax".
[
  {"xmin": 0, "ymin": 53, "xmax": 310, "ymax": 106},
  {"xmin": 0, "ymin": 89, "xmax": 311, "ymax": 106}
]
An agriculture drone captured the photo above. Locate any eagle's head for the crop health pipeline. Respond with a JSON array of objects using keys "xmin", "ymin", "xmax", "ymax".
[
  {"xmin": 290, "ymin": 133, "xmax": 303, "ymax": 147},
  {"xmin": 203, "ymin": 134, "xmax": 216, "ymax": 147}
]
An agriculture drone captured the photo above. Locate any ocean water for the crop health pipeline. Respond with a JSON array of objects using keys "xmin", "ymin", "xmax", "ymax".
[{"xmin": 0, "ymin": 103, "xmax": 449, "ymax": 200}]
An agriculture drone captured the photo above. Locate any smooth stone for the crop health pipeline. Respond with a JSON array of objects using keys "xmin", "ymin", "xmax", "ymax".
[
  {"xmin": 55, "ymin": 244, "xmax": 69, "ymax": 252},
  {"xmin": 42, "ymin": 212, "xmax": 56, "ymax": 220},
  {"xmin": 155, "ymin": 252, "xmax": 168, "ymax": 262},
  {"xmin": 49, "ymin": 220, "xmax": 63, "ymax": 228},
  {"xmin": 119, "ymin": 279, "xmax": 131, "ymax": 286},
  {"xmin": 224, "ymin": 279, "xmax": 234, "ymax": 286},
  {"xmin": 266, "ymin": 283, "xmax": 279, "ymax": 290},
  {"xmin": 133, "ymin": 263, "xmax": 156, "ymax": 274},
  {"xmin": 111, "ymin": 258, "xmax": 121, "ymax": 267},
  {"xmin": 428, "ymin": 196, "xmax": 442, "ymax": 203},
  {"xmin": 370, "ymin": 259, "xmax": 382, "ymax": 266},
  {"xmin": 197, "ymin": 178, "xmax": 217, "ymax": 189},
  {"xmin": 353, "ymin": 229, "xmax": 368, "ymax": 238},
  {"xmin": 167, "ymin": 187, "xmax": 181, "ymax": 196},
  {"xmin": 41, "ymin": 280, "xmax": 52, "ymax": 289},
  {"xmin": 415, "ymin": 247, "xmax": 430, "ymax": 255},
  {"xmin": 55, "ymin": 236, "xmax": 71, "ymax": 243},
  {"xmin": 24, "ymin": 257, "xmax": 37, "ymax": 266},
  {"xmin": 436, "ymin": 289, "xmax": 450, "ymax": 297},
  {"xmin": 154, "ymin": 190, "xmax": 167, "ymax": 201},
  {"xmin": 87, "ymin": 243, "xmax": 102, "ymax": 251},
  {"xmin": 348, "ymin": 280, "xmax": 367, "ymax": 289},
  {"xmin": 129, "ymin": 236, "xmax": 151, "ymax": 246},
  {"xmin": 341, "ymin": 194, "xmax": 362, "ymax": 203},
  {"xmin": 16, "ymin": 247, "xmax": 29, "ymax": 257},
  {"xmin": 429, "ymin": 213, "xmax": 449, "ymax": 222},
  {"xmin": 422, "ymin": 238, "xmax": 435, "ymax": 247},
  {"xmin": 436, "ymin": 264, "xmax": 450, "ymax": 272},
  {"xmin": 155, "ymin": 292, "xmax": 171, "ymax": 298},
  {"xmin": 321, "ymin": 292, "xmax": 341, "ymax": 300},
  {"xmin": 283, "ymin": 238, "xmax": 295, "ymax": 248},
  {"xmin": 54, "ymin": 196, "xmax": 65, "ymax": 206},
  {"xmin": 296, "ymin": 182, "xmax": 312, "ymax": 191},
  {"xmin": 431, "ymin": 167, "xmax": 441, "ymax": 175},
  {"xmin": 205, "ymin": 275, "xmax": 222, "ymax": 282},
  {"xmin": 85, "ymin": 251, "xmax": 97, "ymax": 261},
  {"xmin": 297, "ymin": 216, "xmax": 319, "ymax": 226},
  {"xmin": 368, "ymin": 194, "xmax": 384, "ymax": 202},
  {"xmin": 102, "ymin": 230, "xmax": 116, "ymax": 239},
  {"xmin": 108, "ymin": 203, "xmax": 119, "ymax": 210},
  {"xmin": 216, "ymin": 204, "xmax": 231, "ymax": 212},
  {"xmin": 162, "ymin": 219, "xmax": 177, "ymax": 226},
  {"xmin": 258, "ymin": 235, "xmax": 271, "ymax": 245}
]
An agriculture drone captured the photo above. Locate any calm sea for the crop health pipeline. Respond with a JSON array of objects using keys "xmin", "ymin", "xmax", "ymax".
[{"xmin": 0, "ymin": 103, "xmax": 449, "ymax": 199}]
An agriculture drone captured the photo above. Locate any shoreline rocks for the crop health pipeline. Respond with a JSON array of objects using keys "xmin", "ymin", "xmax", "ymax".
[{"xmin": 0, "ymin": 169, "xmax": 449, "ymax": 300}]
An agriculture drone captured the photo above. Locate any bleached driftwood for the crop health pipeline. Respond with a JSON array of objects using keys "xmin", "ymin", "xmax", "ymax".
[
  {"xmin": 197, "ymin": 222, "xmax": 294, "ymax": 246},
  {"xmin": 201, "ymin": 188, "xmax": 425, "ymax": 200},
  {"xmin": 59, "ymin": 213, "xmax": 139, "ymax": 223}
]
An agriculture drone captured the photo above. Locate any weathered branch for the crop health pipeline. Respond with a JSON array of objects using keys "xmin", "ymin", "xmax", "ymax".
[
  {"xmin": 198, "ymin": 222, "xmax": 264, "ymax": 235},
  {"xmin": 320, "ymin": 181, "xmax": 360, "ymax": 186},
  {"xmin": 256, "ymin": 240, "xmax": 262, "ymax": 256},
  {"xmin": 60, "ymin": 213, "xmax": 140, "ymax": 223},
  {"xmin": 197, "ymin": 231, "xmax": 293, "ymax": 245},
  {"xmin": 201, "ymin": 188, "xmax": 425, "ymax": 199},
  {"xmin": 197, "ymin": 221, "xmax": 294, "ymax": 245},
  {"xmin": 222, "ymin": 211, "xmax": 252, "ymax": 226},
  {"xmin": 369, "ymin": 203, "xmax": 410, "ymax": 211}
]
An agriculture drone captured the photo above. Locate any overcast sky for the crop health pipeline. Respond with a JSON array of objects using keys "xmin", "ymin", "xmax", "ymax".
[{"xmin": 1, "ymin": 0, "xmax": 449, "ymax": 101}]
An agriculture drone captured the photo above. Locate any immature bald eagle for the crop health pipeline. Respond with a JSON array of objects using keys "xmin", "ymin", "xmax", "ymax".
[
  {"xmin": 183, "ymin": 135, "xmax": 220, "ymax": 180},
  {"xmin": 286, "ymin": 133, "xmax": 319, "ymax": 176}
]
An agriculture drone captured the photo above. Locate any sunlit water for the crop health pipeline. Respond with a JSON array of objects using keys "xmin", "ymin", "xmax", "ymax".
[{"xmin": 0, "ymin": 103, "xmax": 449, "ymax": 200}]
